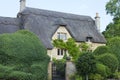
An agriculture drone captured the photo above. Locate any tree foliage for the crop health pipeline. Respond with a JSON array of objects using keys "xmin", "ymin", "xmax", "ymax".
[
  {"xmin": 66, "ymin": 38, "xmax": 80, "ymax": 59},
  {"xmin": 106, "ymin": 0, "xmax": 120, "ymax": 18},
  {"xmin": 79, "ymin": 42, "xmax": 89, "ymax": 52},
  {"xmin": 93, "ymin": 46, "xmax": 109, "ymax": 55},
  {"xmin": 104, "ymin": 0, "xmax": 120, "ymax": 39},
  {"xmin": 103, "ymin": 18, "xmax": 120, "ymax": 39},
  {"xmin": 95, "ymin": 63, "xmax": 110, "ymax": 78},
  {"xmin": 89, "ymin": 73, "xmax": 104, "ymax": 80},
  {"xmin": 75, "ymin": 52, "xmax": 96, "ymax": 79},
  {"xmin": 0, "ymin": 30, "xmax": 49, "ymax": 80},
  {"xmin": 53, "ymin": 38, "xmax": 89, "ymax": 60},
  {"xmin": 97, "ymin": 53, "xmax": 119, "ymax": 73},
  {"xmin": 107, "ymin": 37, "xmax": 120, "ymax": 70},
  {"xmin": 53, "ymin": 39, "xmax": 66, "ymax": 49},
  {"xmin": 53, "ymin": 38, "xmax": 81, "ymax": 60}
]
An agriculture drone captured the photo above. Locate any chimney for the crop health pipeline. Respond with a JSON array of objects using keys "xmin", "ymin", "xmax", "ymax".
[
  {"xmin": 95, "ymin": 13, "xmax": 100, "ymax": 32},
  {"xmin": 20, "ymin": 0, "xmax": 26, "ymax": 12}
]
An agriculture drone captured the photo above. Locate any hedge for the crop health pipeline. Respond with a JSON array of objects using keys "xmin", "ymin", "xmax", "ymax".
[{"xmin": 0, "ymin": 30, "xmax": 50, "ymax": 80}]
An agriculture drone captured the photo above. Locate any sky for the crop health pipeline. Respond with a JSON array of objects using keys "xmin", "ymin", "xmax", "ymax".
[{"xmin": 0, "ymin": 0, "xmax": 113, "ymax": 32}]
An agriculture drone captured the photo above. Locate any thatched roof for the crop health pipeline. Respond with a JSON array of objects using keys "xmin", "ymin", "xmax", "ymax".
[
  {"xmin": 0, "ymin": 17, "xmax": 20, "ymax": 34},
  {"xmin": 0, "ymin": 7, "xmax": 106, "ymax": 49},
  {"xmin": 18, "ymin": 7, "xmax": 106, "ymax": 49}
]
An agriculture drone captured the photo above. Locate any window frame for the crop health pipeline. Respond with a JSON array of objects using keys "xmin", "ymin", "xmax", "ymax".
[
  {"xmin": 57, "ymin": 49, "xmax": 66, "ymax": 56},
  {"xmin": 57, "ymin": 32, "xmax": 67, "ymax": 40}
]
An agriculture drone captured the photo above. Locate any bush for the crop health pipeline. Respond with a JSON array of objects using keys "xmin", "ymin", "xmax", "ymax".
[
  {"xmin": 97, "ymin": 53, "xmax": 119, "ymax": 73},
  {"xmin": 75, "ymin": 75, "xmax": 82, "ymax": 80},
  {"xmin": 89, "ymin": 73, "xmax": 103, "ymax": 80},
  {"xmin": 69, "ymin": 74, "xmax": 82, "ymax": 80},
  {"xmin": 0, "ymin": 30, "xmax": 50, "ymax": 80},
  {"xmin": 8, "ymin": 71, "xmax": 32, "ymax": 80},
  {"xmin": 93, "ymin": 46, "xmax": 109, "ymax": 55},
  {"xmin": 113, "ymin": 72, "xmax": 120, "ymax": 79},
  {"xmin": 0, "ymin": 64, "xmax": 13, "ymax": 79},
  {"xmin": 75, "ymin": 52, "xmax": 96, "ymax": 79},
  {"xmin": 96, "ymin": 63, "xmax": 111, "ymax": 77},
  {"xmin": 108, "ymin": 37, "xmax": 120, "ymax": 71}
]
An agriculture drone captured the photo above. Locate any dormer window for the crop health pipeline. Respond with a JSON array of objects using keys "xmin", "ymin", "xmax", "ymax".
[
  {"xmin": 57, "ymin": 33, "xmax": 67, "ymax": 40},
  {"xmin": 86, "ymin": 37, "xmax": 92, "ymax": 42}
]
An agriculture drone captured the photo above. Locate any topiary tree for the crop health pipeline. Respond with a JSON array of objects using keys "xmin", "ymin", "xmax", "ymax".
[
  {"xmin": 0, "ymin": 30, "xmax": 50, "ymax": 80},
  {"xmin": 97, "ymin": 53, "xmax": 119, "ymax": 73},
  {"xmin": 95, "ymin": 63, "xmax": 111, "ymax": 78},
  {"xmin": 93, "ymin": 46, "xmax": 109, "ymax": 56},
  {"xmin": 75, "ymin": 52, "xmax": 96, "ymax": 80}
]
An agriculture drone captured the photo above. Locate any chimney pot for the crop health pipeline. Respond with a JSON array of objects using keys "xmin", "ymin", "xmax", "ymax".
[
  {"xmin": 96, "ymin": 13, "xmax": 98, "ymax": 17},
  {"xmin": 95, "ymin": 12, "xmax": 100, "ymax": 32},
  {"xmin": 20, "ymin": 0, "xmax": 26, "ymax": 12}
]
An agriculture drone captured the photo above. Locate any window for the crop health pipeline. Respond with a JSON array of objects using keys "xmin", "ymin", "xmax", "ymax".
[
  {"xmin": 57, "ymin": 49, "xmax": 66, "ymax": 56},
  {"xmin": 87, "ymin": 49, "xmax": 92, "ymax": 52},
  {"xmin": 86, "ymin": 37, "xmax": 92, "ymax": 42},
  {"xmin": 57, "ymin": 33, "xmax": 67, "ymax": 40}
]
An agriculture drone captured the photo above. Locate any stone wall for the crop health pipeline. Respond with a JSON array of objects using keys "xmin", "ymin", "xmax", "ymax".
[
  {"xmin": 66, "ymin": 61, "xmax": 76, "ymax": 80},
  {"xmin": 48, "ymin": 62, "xmax": 52, "ymax": 80}
]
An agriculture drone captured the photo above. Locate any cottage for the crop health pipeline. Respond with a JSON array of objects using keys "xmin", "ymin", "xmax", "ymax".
[{"xmin": 0, "ymin": 0, "xmax": 106, "ymax": 60}]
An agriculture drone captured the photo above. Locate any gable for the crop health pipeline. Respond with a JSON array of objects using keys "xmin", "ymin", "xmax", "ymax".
[{"xmin": 52, "ymin": 26, "xmax": 72, "ymax": 40}]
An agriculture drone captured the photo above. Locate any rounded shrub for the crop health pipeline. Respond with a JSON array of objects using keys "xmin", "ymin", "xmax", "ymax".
[
  {"xmin": 75, "ymin": 52, "xmax": 96, "ymax": 77},
  {"xmin": 96, "ymin": 63, "xmax": 111, "ymax": 77},
  {"xmin": 0, "ymin": 30, "xmax": 50, "ymax": 80},
  {"xmin": 97, "ymin": 53, "xmax": 119, "ymax": 73},
  {"xmin": 89, "ymin": 73, "xmax": 103, "ymax": 80},
  {"xmin": 113, "ymin": 72, "xmax": 120, "ymax": 79},
  {"xmin": 93, "ymin": 46, "xmax": 109, "ymax": 55}
]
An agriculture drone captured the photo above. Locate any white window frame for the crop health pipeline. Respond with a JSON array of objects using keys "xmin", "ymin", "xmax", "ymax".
[{"xmin": 57, "ymin": 33, "xmax": 67, "ymax": 40}]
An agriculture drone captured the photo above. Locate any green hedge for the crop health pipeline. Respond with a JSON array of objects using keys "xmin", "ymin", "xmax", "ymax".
[
  {"xmin": 108, "ymin": 37, "xmax": 120, "ymax": 71},
  {"xmin": 93, "ymin": 46, "xmax": 109, "ymax": 55},
  {"xmin": 0, "ymin": 30, "xmax": 50, "ymax": 80},
  {"xmin": 97, "ymin": 53, "xmax": 119, "ymax": 73}
]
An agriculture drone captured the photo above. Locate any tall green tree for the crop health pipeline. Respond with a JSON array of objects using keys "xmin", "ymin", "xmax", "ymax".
[
  {"xmin": 106, "ymin": 0, "xmax": 120, "ymax": 18},
  {"xmin": 104, "ymin": 0, "xmax": 120, "ymax": 39},
  {"xmin": 75, "ymin": 52, "xmax": 96, "ymax": 80},
  {"xmin": 103, "ymin": 18, "xmax": 120, "ymax": 39}
]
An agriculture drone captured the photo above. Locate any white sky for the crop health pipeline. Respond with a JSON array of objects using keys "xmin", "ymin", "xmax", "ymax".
[{"xmin": 0, "ymin": 0, "xmax": 113, "ymax": 32}]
